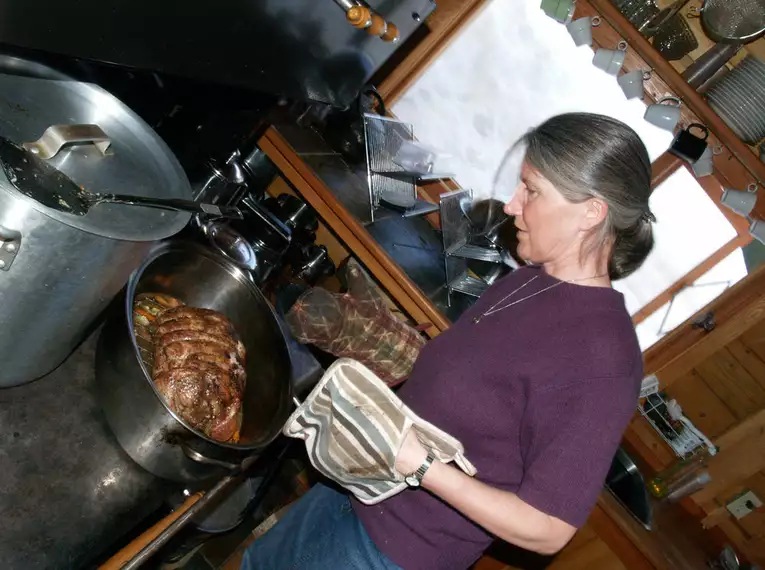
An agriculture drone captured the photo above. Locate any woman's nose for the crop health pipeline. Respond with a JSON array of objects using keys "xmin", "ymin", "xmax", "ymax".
[{"xmin": 504, "ymin": 189, "xmax": 523, "ymax": 217}]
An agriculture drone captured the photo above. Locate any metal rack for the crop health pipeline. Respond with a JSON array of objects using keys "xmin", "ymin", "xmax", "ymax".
[
  {"xmin": 440, "ymin": 189, "xmax": 497, "ymax": 304},
  {"xmin": 362, "ymin": 114, "xmax": 447, "ymax": 222},
  {"xmin": 639, "ymin": 391, "xmax": 706, "ymax": 458}
]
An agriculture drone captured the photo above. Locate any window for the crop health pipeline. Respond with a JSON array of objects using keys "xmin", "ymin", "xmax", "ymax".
[
  {"xmin": 634, "ymin": 248, "xmax": 748, "ymax": 350},
  {"xmin": 391, "ymin": 0, "xmax": 673, "ymax": 200},
  {"xmin": 614, "ymin": 167, "xmax": 740, "ymax": 316},
  {"xmin": 390, "ymin": 0, "xmax": 755, "ymax": 350}
]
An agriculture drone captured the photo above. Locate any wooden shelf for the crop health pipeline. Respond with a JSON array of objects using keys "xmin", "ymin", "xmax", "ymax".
[{"xmin": 587, "ymin": 0, "xmax": 765, "ymax": 221}]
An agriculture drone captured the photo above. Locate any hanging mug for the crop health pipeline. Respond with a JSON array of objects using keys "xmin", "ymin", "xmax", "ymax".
[
  {"xmin": 721, "ymin": 183, "xmax": 758, "ymax": 217},
  {"xmin": 644, "ymin": 96, "xmax": 682, "ymax": 131},
  {"xmin": 691, "ymin": 145, "xmax": 723, "ymax": 178},
  {"xmin": 540, "ymin": 0, "xmax": 576, "ymax": 23},
  {"xmin": 617, "ymin": 69, "xmax": 652, "ymax": 99},
  {"xmin": 669, "ymin": 123, "xmax": 710, "ymax": 163},
  {"xmin": 567, "ymin": 16, "xmax": 601, "ymax": 47},
  {"xmin": 593, "ymin": 40, "xmax": 628, "ymax": 76}
]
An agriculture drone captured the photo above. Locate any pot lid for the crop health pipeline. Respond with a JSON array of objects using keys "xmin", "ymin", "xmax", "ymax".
[{"xmin": 0, "ymin": 73, "xmax": 191, "ymax": 241}]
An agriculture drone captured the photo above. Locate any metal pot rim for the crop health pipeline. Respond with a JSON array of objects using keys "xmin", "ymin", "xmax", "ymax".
[{"xmin": 123, "ymin": 240, "xmax": 292, "ymax": 450}]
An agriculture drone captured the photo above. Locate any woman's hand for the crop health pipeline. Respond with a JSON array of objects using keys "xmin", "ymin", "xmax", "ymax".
[{"xmin": 394, "ymin": 428, "xmax": 428, "ymax": 475}]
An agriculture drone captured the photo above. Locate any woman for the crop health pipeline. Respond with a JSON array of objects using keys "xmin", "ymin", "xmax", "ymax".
[{"xmin": 242, "ymin": 112, "xmax": 654, "ymax": 570}]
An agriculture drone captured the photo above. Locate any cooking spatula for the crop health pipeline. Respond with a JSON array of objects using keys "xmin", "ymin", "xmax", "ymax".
[{"xmin": 0, "ymin": 137, "xmax": 242, "ymax": 219}]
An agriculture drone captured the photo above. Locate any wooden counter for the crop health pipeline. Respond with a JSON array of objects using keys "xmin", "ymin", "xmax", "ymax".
[{"xmin": 258, "ymin": 123, "xmax": 451, "ymax": 338}]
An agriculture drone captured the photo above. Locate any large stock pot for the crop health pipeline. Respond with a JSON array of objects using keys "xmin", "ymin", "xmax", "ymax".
[{"xmin": 0, "ymin": 59, "xmax": 191, "ymax": 387}]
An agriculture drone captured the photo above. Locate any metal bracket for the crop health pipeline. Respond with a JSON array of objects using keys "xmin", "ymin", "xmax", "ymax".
[
  {"xmin": 0, "ymin": 226, "xmax": 21, "ymax": 271},
  {"xmin": 23, "ymin": 124, "xmax": 111, "ymax": 159},
  {"xmin": 692, "ymin": 311, "xmax": 715, "ymax": 332}
]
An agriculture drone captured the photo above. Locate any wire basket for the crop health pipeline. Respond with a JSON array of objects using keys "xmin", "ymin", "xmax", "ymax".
[
  {"xmin": 363, "ymin": 114, "xmax": 418, "ymax": 220},
  {"xmin": 639, "ymin": 391, "xmax": 706, "ymax": 458}
]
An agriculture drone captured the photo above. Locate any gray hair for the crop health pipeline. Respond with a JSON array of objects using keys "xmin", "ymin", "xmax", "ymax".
[{"xmin": 520, "ymin": 112, "xmax": 654, "ymax": 280}]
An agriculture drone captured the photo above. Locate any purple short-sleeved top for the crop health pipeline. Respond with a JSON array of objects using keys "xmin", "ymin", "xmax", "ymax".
[{"xmin": 353, "ymin": 266, "xmax": 642, "ymax": 570}]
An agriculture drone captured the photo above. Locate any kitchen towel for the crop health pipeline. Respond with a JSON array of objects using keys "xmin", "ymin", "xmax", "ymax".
[{"xmin": 283, "ymin": 358, "xmax": 477, "ymax": 505}]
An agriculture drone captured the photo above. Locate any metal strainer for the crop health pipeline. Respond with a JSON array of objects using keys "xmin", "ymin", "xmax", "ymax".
[
  {"xmin": 701, "ymin": 0, "xmax": 765, "ymax": 43},
  {"xmin": 682, "ymin": 0, "xmax": 765, "ymax": 88}
]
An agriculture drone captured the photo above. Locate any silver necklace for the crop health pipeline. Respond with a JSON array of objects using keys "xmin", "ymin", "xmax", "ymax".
[{"xmin": 472, "ymin": 272, "xmax": 608, "ymax": 324}]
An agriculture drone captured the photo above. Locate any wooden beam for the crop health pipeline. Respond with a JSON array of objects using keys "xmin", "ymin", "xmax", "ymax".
[
  {"xmin": 692, "ymin": 418, "xmax": 765, "ymax": 505},
  {"xmin": 259, "ymin": 127, "xmax": 450, "ymax": 337},
  {"xmin": 651, "ymin": 153, "xmax": 682, "ymax": 189},
  {"xmin": 588, "ymin": 0, "xmax": 765, "ymax": 222}
]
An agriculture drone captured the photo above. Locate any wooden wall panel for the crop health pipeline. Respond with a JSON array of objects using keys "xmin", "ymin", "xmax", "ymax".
[
  {"xmin": 741, "ymin": 321, "xmax": 765, "ymax": 366},
  {"xmin": 694, "ymin": 349, "xmax": 765, "ymax": 421},
  {"xmin": 727, "ymin": 340, "xmax": 765, "ymax": 392},
  {"xmin": 668, "ymin": 370, "xmax": 739, "ymax": 439}
]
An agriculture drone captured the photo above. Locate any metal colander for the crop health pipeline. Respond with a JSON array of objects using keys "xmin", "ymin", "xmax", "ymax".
[{"xmin": 702, "ymin": 0, "xmax": 765, "ymax": 43}]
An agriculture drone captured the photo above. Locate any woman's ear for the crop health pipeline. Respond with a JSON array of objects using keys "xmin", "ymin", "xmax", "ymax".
[{"xmin": 582, "ymin": 198, "xmax": 608, "ymax": 230}]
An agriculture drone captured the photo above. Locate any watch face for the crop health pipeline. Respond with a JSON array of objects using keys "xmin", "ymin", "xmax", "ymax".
[{"xmin": 405, "ymin": 475, "xmax": 421, "ymax": 487}]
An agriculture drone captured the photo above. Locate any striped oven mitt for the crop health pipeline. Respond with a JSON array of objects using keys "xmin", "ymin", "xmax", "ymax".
[{"xmin": 283, "ymin": 358, "xmax": 477, "ymax": 505}]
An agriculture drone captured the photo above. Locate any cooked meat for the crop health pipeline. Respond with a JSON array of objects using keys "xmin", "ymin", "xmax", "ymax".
[
  {"xmin": 155, "ymin": 319, "xmax": 232, "ymax": 338},
  {"xmin": 156, "ymin": 307, "xmax": 233, "ymax": 328},
  {"xmin": 154, "ymin": 361, "xmax": 242, "ymax": 442},
  {"xmin": 136, "ymin": 302, "xmax": 247, "ymax": 443}
]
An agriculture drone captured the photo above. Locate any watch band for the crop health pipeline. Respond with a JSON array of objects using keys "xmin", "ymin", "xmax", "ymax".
[{"xmin": 405, "ymin": 451, "xmax": 436, "ymax": 487}]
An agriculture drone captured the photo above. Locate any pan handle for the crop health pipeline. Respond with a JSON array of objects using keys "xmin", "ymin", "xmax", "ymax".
[
  {"xmin": 23, "ymin": 124, "xmax": 111, "ymax": 159},
  {"xmin": 180, "ymin": 442, "xmax": 241, "ymax": 470}
]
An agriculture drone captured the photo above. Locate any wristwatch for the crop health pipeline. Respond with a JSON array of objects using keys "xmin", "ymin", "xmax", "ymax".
[{"xmin": 404, "ymin": 451, "xmax": 436, "ymax": 487}]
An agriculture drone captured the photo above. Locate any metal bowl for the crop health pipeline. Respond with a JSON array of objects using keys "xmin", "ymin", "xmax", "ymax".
[{"xmin": 96, "ymin": 241, "xmax": 293, "ymax": 482}]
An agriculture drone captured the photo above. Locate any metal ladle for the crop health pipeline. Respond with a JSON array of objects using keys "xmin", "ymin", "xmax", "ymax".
[{"xmin": 0, "ymin": 136, "xmax": 242, "ymax": 219}]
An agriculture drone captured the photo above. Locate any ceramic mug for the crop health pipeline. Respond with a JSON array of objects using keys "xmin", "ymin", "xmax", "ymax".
[
  {"xmin": 566, "ymin": 16, "xmax": 601, "ymax": 47},
  {"xmin": 540, "ymin": 0, "xmax": 575, "ymax": 23},
  {"xmin": 751, "ymin": 219, "xmax": 765, "ymax": 245},
  {"xmin": 644, "ymin": 96, "xmax": 682, "ymax": 131},
  {"xmin": 593, "ymin": 40, "xmax": 628, "ymax": 76},
  {"xmin": 617, "ymin": 69, "xmax": 652, "ymax": 99},
  {"xmin": 721, "ymin": 183, "xmax": 758, "ymax": 216},
  {"xmin": 691, "ymin": 145, "xmax": 723, "ymax": 178}
]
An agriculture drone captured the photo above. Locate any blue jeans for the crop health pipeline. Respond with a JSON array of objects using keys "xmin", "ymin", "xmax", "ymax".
[{"xmin": 241, "ymin": 483, "xmax": 402, "ymax": 570}]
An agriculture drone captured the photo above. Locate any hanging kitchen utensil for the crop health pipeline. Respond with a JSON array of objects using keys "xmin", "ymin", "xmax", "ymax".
[
  {"xmin": 652, "ymin": 12, "xmax": 698, "ymax": 60},
  {"xmin": 682, "ymin": 0, "xmax": 765, "ymax": 89},
  {"xmin": 612, "ymin": 0, "xmax": 660, "ymax": 30},
  {"xmin": 639, "ymin": 0, "xmax": 691, "ymax": 38},
  {"xmin": 669, "ymin": 123, "xmax": 710, "ymax": 163},
  {"xmin": 0, "ymin": 136, "xmax": 242, "ymax": 219}
]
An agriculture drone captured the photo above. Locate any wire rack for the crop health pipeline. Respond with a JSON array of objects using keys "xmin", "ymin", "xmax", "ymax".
[
  {"xmin": 363, "ymin": 114, "xmax": 418, "ymax": 220},
  {"xmin": 439, "ymin": 189, "xmax": 491, "ymax": 302},
  {"xmin": 639, "ymin": 392, "xmax": 706, "ymax": 458}
]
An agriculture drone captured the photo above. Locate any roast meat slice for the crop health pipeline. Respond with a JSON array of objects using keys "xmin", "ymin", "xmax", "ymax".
[{"xmin": 149, "ymin": 306, "xmax": 247, "ymax": 442}]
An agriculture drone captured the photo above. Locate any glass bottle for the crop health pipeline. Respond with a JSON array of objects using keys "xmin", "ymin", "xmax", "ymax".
[{"xmin": 648, "ymin": 446, "xmax": 717, "ymax": 499}]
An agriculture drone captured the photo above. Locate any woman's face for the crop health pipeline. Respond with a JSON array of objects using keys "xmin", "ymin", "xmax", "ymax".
[{"xmin": 503, "ymin": 163, "xmax": 597, "ymax": 265}]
